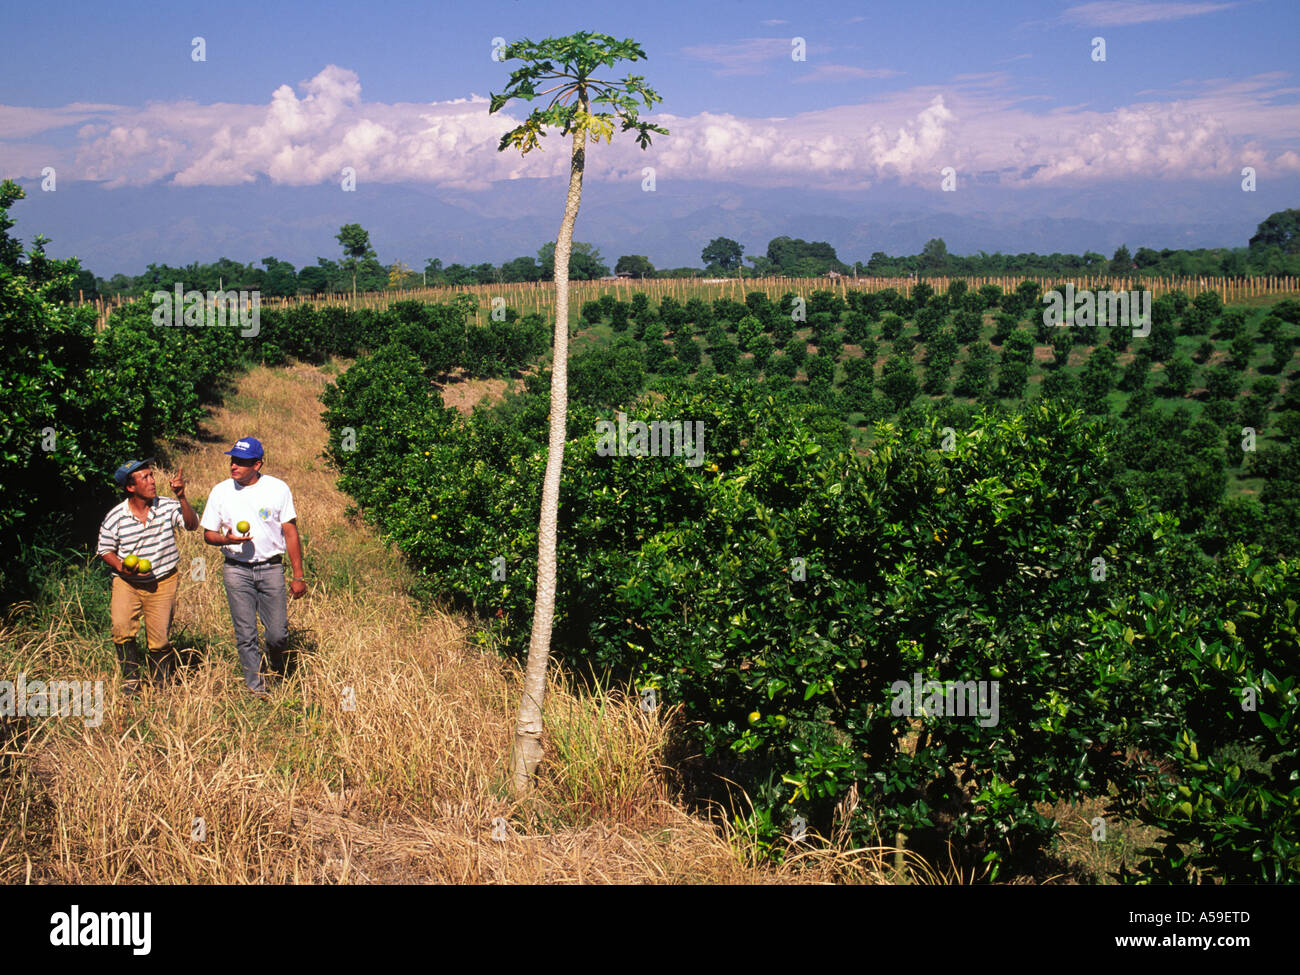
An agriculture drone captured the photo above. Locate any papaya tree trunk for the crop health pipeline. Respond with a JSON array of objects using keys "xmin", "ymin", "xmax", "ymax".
[{"xmin": 511, "ymin": 116, "xmax": 586, "ymax": 794}]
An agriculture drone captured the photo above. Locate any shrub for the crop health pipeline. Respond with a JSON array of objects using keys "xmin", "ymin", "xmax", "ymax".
[
  {"xmin": 808, "ymin": 289, "xmax": 846, "ymax": 317},
  {"xmin": 768, "ymin": 353, "xmax": 797, "ymax": 379},
  {"xmin": 880, "ymin": 355, "xmax": 919, "ymax": 410},
  {"xmin": 712, "ymin": 297, "xmax": 748, "ymax": 325},
  {"xmin": 737, "ymin": 314, "xmax": 765, "ymax": 352},
  {"xmin": 1161, "ymin": 357, "xmax": 1195, "ymax": 397},
  {"xmin": 996, "ymin": 359, "xmax": 1029, "ymax": 400},
  {"xmin": 1204, "ymin": 367, "xmax": 1242, "ymax": 402},
  {"xmin": 610, "ymin": 301, "xmax": 631, "ymax": 332},
  {"xmin": 844, "ymin": 314, "xmax": 872, "ymax": 347},
  {"xmin": 771, "ymin": 314, "xmax": 794, "ymax": 348},
  {"xmin": 675, "ymin": 335, "xmax": 702, "ymax": 371},
  {"xmin": 711, "ymin": 340, "xmax": 739, "ymax": 374},
  {"xmin": 880, "ymin": 313, "xmax": 905, "ymax": 341},
  {"xmin": 568, "ymin": 339, "xmax": 647, "ymax": 409},
  {"xmin": 955, "ymin": 310, "xmax": 982, "ymax": 345},
  {"xmin": 953, "ymin": 345, "xmax": 994, "ymax": 399},
  {"xmin": 784, "ymin": 337, "xmax": 808, "ymax": 367}
]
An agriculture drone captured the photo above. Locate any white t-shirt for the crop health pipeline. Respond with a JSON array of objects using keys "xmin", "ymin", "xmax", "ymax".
[{"xmin": 200, "ymin": 473, "xmax": 298, "ymax": 562}]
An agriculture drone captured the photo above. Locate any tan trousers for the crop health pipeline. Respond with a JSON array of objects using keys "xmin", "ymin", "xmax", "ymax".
[{"xmin": 111, "ymin": 571, "xmax": 180, "ymax": 652}]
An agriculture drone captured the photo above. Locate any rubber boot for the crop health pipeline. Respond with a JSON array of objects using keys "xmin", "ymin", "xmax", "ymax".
[{"xmin": 116, "ymin": 638, "xmax": 142, "ymax": 695}]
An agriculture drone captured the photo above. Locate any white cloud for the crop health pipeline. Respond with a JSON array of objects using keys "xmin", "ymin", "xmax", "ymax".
[
  {"xmin": 3, "ymin": 65, "xmax": 1297, "ymax": 191},
  {"xmin": 793, "ymin": 65, "xmax": 901, "ymax": 84},
  {"xmin": 0, "ymin": 103, "xmax": 123, "ymax": 139},
  {"xmin": 679, "ymin": 38, "xmax": 800, "ymax": 75},
  {"xmin": 1060, "ymin": 1, "xmax": 1238, "ymax": 26}
]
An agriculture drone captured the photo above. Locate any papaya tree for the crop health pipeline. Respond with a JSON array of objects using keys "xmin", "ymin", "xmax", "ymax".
[{"xmin": 490, "ymin": 32, "xmax": 667, "ymax": 793}]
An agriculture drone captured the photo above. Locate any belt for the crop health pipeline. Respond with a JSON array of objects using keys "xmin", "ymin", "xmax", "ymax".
[
  {"xmin": 224, "ymin": 554, "xmax": 282, "ymax": 567},
  {"xmin": 122, "ymin": 568, "xmax": 177, "ymax": 584}
]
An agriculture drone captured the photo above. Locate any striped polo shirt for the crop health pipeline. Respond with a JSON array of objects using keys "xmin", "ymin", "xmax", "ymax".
[{"xmin": 97, "ymin": 497, "xmax": 185, "ymax": 579}]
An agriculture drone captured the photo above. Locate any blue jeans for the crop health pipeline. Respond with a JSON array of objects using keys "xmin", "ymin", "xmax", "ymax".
[{"xmin": 222, "ymin": 562, "xmax": 288, "ymax": 691}]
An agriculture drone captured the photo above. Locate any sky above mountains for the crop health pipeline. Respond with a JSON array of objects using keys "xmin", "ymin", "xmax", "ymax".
[{"xmin": 2, "ymin": 0, "xmax": 1298, "ymax": 275}]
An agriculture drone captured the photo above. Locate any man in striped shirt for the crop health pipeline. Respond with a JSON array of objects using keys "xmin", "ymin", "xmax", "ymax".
[{"xmin": 97, "ymin": 458, "xmax": 200, "ymax": 694}]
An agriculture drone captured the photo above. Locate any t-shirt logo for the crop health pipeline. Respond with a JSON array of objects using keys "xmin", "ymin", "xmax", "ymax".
[{"xmin": 259, "ymin": 507, "xmax": 270, "ymax": 520}]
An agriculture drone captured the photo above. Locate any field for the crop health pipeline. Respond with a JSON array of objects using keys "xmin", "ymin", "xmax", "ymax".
[
  {"xmin": 0, "ymin": 362, "xmax": 923, "ymax": 884},
  {"xmin": 83, "ymin": 273, "xmax": 1300, "ymax": 331},
  {"xmin": 8, "ymin": 262, "xmax": 1300, "ymax": 885}
]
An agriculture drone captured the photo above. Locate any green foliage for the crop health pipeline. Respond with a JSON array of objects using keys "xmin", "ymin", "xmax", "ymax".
[
  {"xmin": 702, "ymin": 238, "xmax": 744, "ymax": 273},
  {"xmin": 768, "ymin": 354, "xmax": 796, "ymax": 379},
  {"xmin": 1205, "ymin": 366, "xmax": 1242, "ymax": 402},
  {"xmin": 736, "ymin": 314, "xmax": 765, "ymax": 353},
  {"xmin": 489, "ymin": 33, "xmax": 668, "ymax": 154},
  {"xmin": 1249, "ymin": 208, "xmax": 1300, "ymax": 254},
  {"xmin": 711, "ymin": 340, "xmax": 740, "ymax": 374},
  {"xmin": 1118, "ymin": 356, "xmax": 1149, "ymax": 392},
  {"xmin": 317, "ymin": 275, "xmax": 1300, "ymax": 881},
  {"xmin": 1112, "ymin": 550, "xmax": 1300, "ymax": 883},
  {"xmin": 324, "ymin": 358, "xmax": 1300, "ymax": 878},
  {"xmin": 844, "ymin": 314, "xmax": 872, "ymax": 347},
  {"xmin": 880, "ymin": 355, "xmax": 919, "ymax": 411},
  {"xmin": 712, "ymin": 298, "xmax": 748, "ymax": 325},
  {"xmin": 674, "ymin": 334, "xmax": 702, "ymax": 372},
  {"xmin": 1080, "ymin": 345, "xmax": 1118, "ymax": 404},
  {"xmin": 955, "ymin": 310, "xmax": 983, "ymax": 345},
  {"xmin": 610, "ymin": 301, "xmax": 631, "ymax": 332},
  {"xmin": 995, "ymin": 360, "xmax": 1029, "ymax": 400},
  {"xmin": 1113, "ymin": 409, "xmax": 1227, "ymax": 531},
  {"xmin": 616, "ymin": 254, "xmax": 654, "ymax": 278},
  {"xmin": 953, "ymin": 345, "xmax": 994, "ymax": 399},
  {"xmin": 569, "ymin": 339, "xmax": 646, "ymax": 409},
  {"xmin": 766, "ymin": 238, "xmax": 847, "ymax": 277},
  {"xmin": 749, "ymin": 334, "xmax": 774, "ymax": 372},
  {"xmin": 784, "ymin": 336, "xmax": 807, "ymax": 367}
]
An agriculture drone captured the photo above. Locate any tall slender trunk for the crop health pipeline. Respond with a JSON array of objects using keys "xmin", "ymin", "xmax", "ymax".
[{"xmin": 511, "ymin": 115, "xmax": 586, "ymax": 794}]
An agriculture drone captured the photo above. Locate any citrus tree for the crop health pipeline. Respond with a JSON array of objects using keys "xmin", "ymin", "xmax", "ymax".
[{"xmin": 490, "ymin": 31, "xmax": 667, "ymax": 793}]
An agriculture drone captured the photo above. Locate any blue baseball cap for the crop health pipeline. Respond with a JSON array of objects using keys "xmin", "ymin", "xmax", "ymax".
[
  {"xmin": 225, "ymin": 437, "xmax": 264, "ymax": 460},
  {"xmin": 114, "ymin": 457, "xmax": 155, "ymax": 486}
]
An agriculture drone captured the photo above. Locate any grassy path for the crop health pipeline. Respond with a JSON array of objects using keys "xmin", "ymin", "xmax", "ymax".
[{"xmin": 1, "ymin": 361, "xmax": 892, "ymax": 883}]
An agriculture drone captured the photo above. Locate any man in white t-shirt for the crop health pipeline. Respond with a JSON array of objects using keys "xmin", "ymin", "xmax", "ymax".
[{"xmin": 201, "ymin": 437, "xmax": 306, "ymax": 696}]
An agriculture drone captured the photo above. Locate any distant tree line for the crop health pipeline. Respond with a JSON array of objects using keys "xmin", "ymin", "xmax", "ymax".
[{"xmin": 85, "ymin": 209, "xmax": 1300, "ymax": 300}]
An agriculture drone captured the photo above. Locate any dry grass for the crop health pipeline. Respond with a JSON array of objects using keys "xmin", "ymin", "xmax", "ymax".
[{"xmin": 0, "ymin": 360, "xmax": 912, "ymax": 884}]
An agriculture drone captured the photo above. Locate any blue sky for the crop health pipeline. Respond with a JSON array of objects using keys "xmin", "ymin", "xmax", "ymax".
[
  {"xmin": 5, "ymin": 0, "xmax": 1299, "ymax": 117},
  {"xmin": 2, "ymin": 1, "xmax": 1298, "ymax": 271}
]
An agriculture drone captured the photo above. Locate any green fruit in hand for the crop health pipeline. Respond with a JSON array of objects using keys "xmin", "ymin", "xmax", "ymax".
[
  {"xmin": 137, "ymin": 558, "xmax": 152, "ymax": 573},
  {"xmin": 236, "ymin": 520, "xmax": 251, "ymax": 534},
  {"xmin": 123, "ymin": 554, "xmax": 139, "ymax": 570},
  {"xmin": 748, "ymin": 710, "xmax": 761, "ymax": 726}
]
